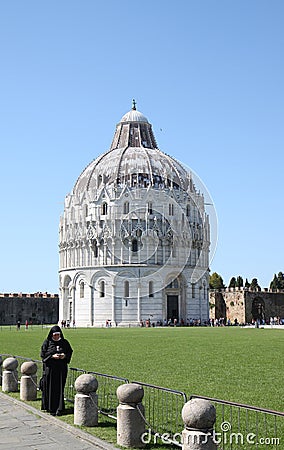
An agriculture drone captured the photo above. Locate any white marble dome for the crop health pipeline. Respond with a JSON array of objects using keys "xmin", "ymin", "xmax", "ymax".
[
  {"xmin": 59, "ymin": 102, "xmax": 210, "ymax": 327},
  {"xmin": 73, "ymin": 108, "xmax": 189, "ymax": 195}
]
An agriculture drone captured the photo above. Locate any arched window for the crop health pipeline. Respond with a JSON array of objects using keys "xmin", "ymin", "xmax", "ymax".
[
  {"xmin": 169, "ymin": 204, "xmax": 174, "ymax": 216},
  {"xmin": 123, "ymin": 202, "xmax": 129, "ymax": 214},
  {"xmin": 148, "ymin": 202, "xmax": 153, "ymax": 214},
  {"xmin": 136, "ymin": 228, "xmax": 142, "ymax": 237},
  {"xmin": 172, "ymin": 278, "xmax": 179, "ymax": 288},
  {"xmin": 102, "ymin": 202, "xmax": 108, "ymax": 215},
  {"xmin": 167, "ymin": 278, "xmax": 179, "ymax": 289},
  {"xmin": 149, "ymin": 281, "xmax": 154, "ymax": 298},
  {"xmin": 92, "ymin": 240, "xmax": 98, "ymax": 258},
  {"xmin": 132, "ymin": 239, "xmax": 138, "ymax": 252},
  {"xmin": 98, "ymin": 175, "xmax": 102, "ymax": 187},
  {"xmin": 186, "ymin": 204, "xmax": 190, "ymax": 217},
  {"xmin": 124, "ymin": 281, "xmax": 129, "ymax": 298},
  {"xmin": 80, "ymin": 281, "xmax": 84, "ymax": 298},
  {"xmin": 99, "ymin": 280, "xmax": 105, "ymax": 298}
]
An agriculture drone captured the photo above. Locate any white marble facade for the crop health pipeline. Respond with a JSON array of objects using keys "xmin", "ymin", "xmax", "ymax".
[{"xmin": 59, "ymin": 103, "xmax": 210, "ymax": 326}]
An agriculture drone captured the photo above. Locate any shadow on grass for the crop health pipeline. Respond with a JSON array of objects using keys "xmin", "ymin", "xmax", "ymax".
[
  {"xmin": 62, "ymin": 406, "xmax": 74, "ymax": 415},
  {"xmin": 95, "ymin": 420, "xmax": 116, "ymax": 428}
]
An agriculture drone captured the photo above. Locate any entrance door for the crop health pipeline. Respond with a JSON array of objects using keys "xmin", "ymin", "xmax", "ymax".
[
  {"xmin": 252, "ymin": 298, "xmax": 265, "ymax": 322},
  {"xmin": 167, "ymin": 295, "xmax": 179, "ymax": 322}
]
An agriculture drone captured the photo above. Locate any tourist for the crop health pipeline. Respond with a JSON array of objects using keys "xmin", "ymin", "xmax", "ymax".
[{"xmin": 40, "ymin": 325, "xmax": 73, "ymax": 416}]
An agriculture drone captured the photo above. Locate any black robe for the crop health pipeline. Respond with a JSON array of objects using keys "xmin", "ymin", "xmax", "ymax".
[{"xmin": 40, "ymin": 335, "xmax": 73, "ymax": 414}]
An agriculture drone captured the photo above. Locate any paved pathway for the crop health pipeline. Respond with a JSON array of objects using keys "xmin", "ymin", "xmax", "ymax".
[{"xmin": 0, "ymin": 392, "xmax": 117, "ymax": 449}]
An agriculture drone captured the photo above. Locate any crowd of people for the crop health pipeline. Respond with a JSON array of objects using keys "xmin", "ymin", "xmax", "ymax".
[
  {"xmin": 139, "ymin": 317, "xmax": 210, "ymax": 327},
  {"xmin": 138, "ymin": 316, "xmax": 284, "ymax": 327}
]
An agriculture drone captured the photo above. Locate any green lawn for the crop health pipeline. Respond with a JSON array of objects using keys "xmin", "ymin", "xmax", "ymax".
[{"xmin": 1, "ymin": 325, "xmax": 283, "ymax": 411}]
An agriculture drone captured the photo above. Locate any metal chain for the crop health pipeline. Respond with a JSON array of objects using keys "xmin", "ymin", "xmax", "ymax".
[
  {"xmin": 85, "ymin": 392, "xmax": 101, "ymax": 413},
  {"xmin": 7, "ymin": 370, "xmax": 40, "ymax": 389},
  {"xmin": 135, "ymin": 403, "xmax": 183, "ymax": 446},
  {"xmin": 135, "ymin": 403, "xmax": 159, "ymax": 435},
  {"xmin": 10, "ymin": 370, "xmax": 20, "ymax": 384},
  {"xmin": 28, "ymin": 375, "xmax": 39, "ymax": 388}
]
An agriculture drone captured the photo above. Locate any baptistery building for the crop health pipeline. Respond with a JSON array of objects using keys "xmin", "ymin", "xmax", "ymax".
[{"xmin": 59, "ymin": 102, "xmax": 210, "ymax": 327}]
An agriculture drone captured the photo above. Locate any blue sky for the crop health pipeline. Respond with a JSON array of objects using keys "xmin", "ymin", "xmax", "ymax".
[{"xmin": 0, "ymin": 0, "xmax": 283, "ymax": 293}]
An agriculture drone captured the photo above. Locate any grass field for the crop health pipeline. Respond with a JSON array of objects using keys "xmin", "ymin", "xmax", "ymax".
[{"xmin": 1, "ymin": 325, "xmax": 284, "ymax": 412}]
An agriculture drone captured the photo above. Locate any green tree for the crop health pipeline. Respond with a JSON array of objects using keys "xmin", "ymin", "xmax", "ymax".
[
  {"xmin": 245, "ymin": 278, "xmax": 250, "ymax": 288},
  {"xmin": 236, "ymin": 276, "xmax": 243, "ymax": 288},
  {"xmin": 270, "ymin": 272, "xmax": 284, "ymax": 290},
  {"xmin": 229, "ymin": 277, "xmax": 236, "ymax": 288},
  {"xmin": 250, "ymin": 278, "xmax": 261, "ymax": 291},
  {"xmin": 270, "ymin": 274, "xmax": 278, "ymax": 290},
  {"xmin": 209, "ymin": 272, "xmax": 225, "ymax": 290},
  {"xmin": 278, "ymin": 272, "xmax": 284, "ymax": 289}
]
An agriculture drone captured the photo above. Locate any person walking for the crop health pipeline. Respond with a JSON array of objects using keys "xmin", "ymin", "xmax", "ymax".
[{"xmin": 40, "ymin": 325, "xmax": 73, "ymax": 416}]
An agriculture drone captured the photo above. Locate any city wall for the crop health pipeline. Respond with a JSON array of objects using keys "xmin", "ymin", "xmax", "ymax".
[
  {"xmin": 210, "ymin": 288, "xmax": 284, "ymax": 324},
  {"xmin": 0, "ymin": 292, "xmax": 59, "ymax": 325}
]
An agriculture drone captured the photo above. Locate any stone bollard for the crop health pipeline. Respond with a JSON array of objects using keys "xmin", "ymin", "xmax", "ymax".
[
  {"xmin": 74, "ymin": 373, "xmax": 98, "ymax": 426},
  {"xmin": 182, "ymin": 398, "xmax": 217, "ymax": 450},
  {"xmin": 2, "ymin": 357, "xmax": 19, "ymax": 392},
  {"xmin": 117, "ymin": 383, "xmax": 145, "ymax": 448},
  {"xmin": 0, "ymin": 355, "xmax": 3, "ymax": 386},
  {"xmin": 20, "ymin": 361, "xmax": 38, "ymax": 401}
]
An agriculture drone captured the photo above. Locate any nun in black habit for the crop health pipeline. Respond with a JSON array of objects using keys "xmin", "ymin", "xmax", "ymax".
[{"xmin": 40, "ymin": 325, "xmax": 73, "ymax": 415}]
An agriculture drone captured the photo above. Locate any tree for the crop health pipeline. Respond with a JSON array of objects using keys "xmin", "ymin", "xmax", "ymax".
[
  {"xmin": 250, "ymin": 278, "xmax": 261, "ymax": 291},
  {"xmin": 270, "ymin": 274, "xmax": 278, "ymax": 290},
  {"xmin": 270, "ymin": 272, "xmax": 284, "ymax": 290},
  {"xmin": 277, "ymin": 272, "xmax": 284, "ymax": 289},
  {"xmin": 209, "ymin": 272, "xmax": 225, "ymax": 290},
  {"xmin": 229, "ymin": 277, "xmax": 236, "ymax": 288},
  {"xmin": 245, "ymin": 278, "xmax": 250, "ymax": 288},
  {"xmin": 236, "ymin": 276, "xmax": 243, "ymax": 288}
]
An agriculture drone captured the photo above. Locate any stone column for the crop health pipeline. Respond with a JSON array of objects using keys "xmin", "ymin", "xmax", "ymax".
[
  {"xmin": 128, "ymin": 240, "xmax": 132, "ymax": 264},
  {"xmin": 2, "ymin": 357, "xmax": 18, "ymax": 392},
  {"xmin": 71, "ymin": 285, "xmax": 76, "ymax": 325},
  {"xmin": 103, "ymin": 241, "xmax": 107, "ymax": 265},
  {"xmin": 0, "ymin": 355, "xmax": 2, "ymax": 386},
  {"xmin": 89, "ymin": 285, "xmax": 94, "ymax": 326},
  {"xmin": 20, "ymin": 361, "xmax": 37, "ymax": 401},
  {"xmin": 112, "ymin": 283, "xmax": 116, "ymax": 325},
  {"xmin": 137, "ymin": 281, "xmax": 141, "ymax": 323},
  {"xmin": 117, "ymin": 383, "xmax": 145, "ymax": 448},
  {"xmin": 162, "ymin": 239, "xmax": 166, "ymax": 265},
  {"xmin": 111, "ymin": 240, "xmax": 115, "ymax": 265},
  {"xmin": 74, "ymin": 373, "xmax": 98, "ymax": 427},
  {"xmin": 181, "ymin": 398, "xmax": 217, "ymax": 450}
]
